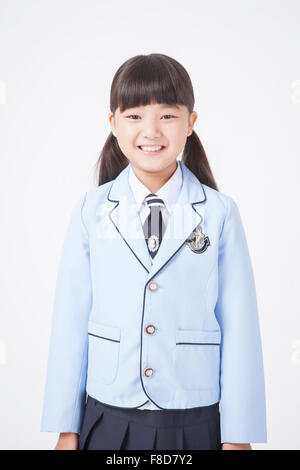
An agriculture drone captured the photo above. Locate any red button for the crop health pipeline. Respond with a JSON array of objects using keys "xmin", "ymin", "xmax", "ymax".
[
  {"xmin": 144, "ymin": 368, "xmax": 154, "ymax": 377},
  {"xmin": 148, "ymin": 281, "xmax": 158, "ymax": 291},
  {"xmin": 145, "ymin": 325, "xmax": 156, "ymax": 334}
]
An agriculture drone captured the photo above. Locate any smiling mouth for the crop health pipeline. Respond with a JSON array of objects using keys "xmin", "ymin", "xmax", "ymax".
[{"xmin": 137, "ymin": 145, "xmax": 166, "ymax": 154}]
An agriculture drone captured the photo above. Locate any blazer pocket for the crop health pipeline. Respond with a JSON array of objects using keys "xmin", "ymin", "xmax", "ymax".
[
  {"xmin": 174, "ymin": 329, "xmax": 221, "ymax": 391},
  {"xmin": 87, "ymin": 320, "xmax": 121, "ymax": 385}
]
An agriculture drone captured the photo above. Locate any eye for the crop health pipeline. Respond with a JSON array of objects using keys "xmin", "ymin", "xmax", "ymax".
[
  {"xmin": 125, "ymin": 114, "xmax": 177, "ymax": 120},
  {"xmin": 126, "ymin": 115, "xmax": 140, "ymax": 120}
]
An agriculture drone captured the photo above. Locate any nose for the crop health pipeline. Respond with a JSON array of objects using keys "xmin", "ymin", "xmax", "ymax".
[{"xmin": 142, "ymin": 117, "xmax": 163, "ymax": 140}]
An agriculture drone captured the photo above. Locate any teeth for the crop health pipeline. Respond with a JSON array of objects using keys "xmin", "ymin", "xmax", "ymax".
[{"xmin": 140, "ymin": 146, "xmax": 163, "ymax": 151}]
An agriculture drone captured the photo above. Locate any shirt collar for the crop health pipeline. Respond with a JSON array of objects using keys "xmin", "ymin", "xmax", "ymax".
[{"xmin": 128, "ymin": 159, "xmax": 183, "ymax": 214}]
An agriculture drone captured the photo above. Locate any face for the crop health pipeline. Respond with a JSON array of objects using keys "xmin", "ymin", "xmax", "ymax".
[{"xmin": 108, "ymin": 102, "xmax": 197, "ymax": 175}]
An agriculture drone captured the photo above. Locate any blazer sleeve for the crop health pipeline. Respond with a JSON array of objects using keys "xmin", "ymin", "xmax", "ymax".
[
  {"xmin": 40, "ymin": 192, "xmax": 92, "ymax": 433},
  {"xmin": 214, "ymin": 195, "xmax": 267, "ymax": 444}
]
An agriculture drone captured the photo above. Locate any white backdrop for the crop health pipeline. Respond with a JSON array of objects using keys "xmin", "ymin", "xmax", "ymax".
[{"xmin": 0, "ymin": 0, "xmax": 299, "ymax": 450}]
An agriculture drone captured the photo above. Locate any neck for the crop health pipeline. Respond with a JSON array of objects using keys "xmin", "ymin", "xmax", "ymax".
[{"xmin": 130, "ymin": 161, "xmax": 178, "ymax": 194}]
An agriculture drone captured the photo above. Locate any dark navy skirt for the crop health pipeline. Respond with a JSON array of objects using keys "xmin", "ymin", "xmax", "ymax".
[{"xmin": 78, "ymin": 395, "xmax": 221, "ymax": 450}]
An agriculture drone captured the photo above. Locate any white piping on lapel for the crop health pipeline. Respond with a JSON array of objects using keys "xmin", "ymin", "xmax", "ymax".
[{"xmin": 105, "ymin": 160, "xmax": 207, "ymax": 280}]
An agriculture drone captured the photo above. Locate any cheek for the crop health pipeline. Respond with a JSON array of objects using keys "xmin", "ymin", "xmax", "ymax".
[
  {"xmin": 167, "ymin": 123, "xmax": 187, "ymax": 140},
  {"xmin": 118, "ymin": 130, "xmax": 137, "ymax": 149}
]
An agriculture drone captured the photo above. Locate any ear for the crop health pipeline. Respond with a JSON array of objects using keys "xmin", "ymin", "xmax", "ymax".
[
  {"xmin": 187, "ymin": 111, "xmax": 198, "ymax": 136},
  {"xmin": 108, "ymin": 112, "xmax": 117, "ymax": 137}
]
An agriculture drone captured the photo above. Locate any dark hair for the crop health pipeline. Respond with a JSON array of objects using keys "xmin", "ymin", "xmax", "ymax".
[{"xmin": 95, "ymin": 53, "xmax": 219, "ymax": 191}]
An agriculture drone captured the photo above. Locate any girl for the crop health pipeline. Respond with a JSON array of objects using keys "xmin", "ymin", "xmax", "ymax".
[{"xmin": 40, "ymin": 53, "xmax": 267, "ymax": 450}]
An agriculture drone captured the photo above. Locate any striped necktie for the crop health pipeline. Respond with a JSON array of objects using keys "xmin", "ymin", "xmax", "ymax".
[{"xmin": 142, "ymin": 193, "xmax": 166, "ymax": 260}]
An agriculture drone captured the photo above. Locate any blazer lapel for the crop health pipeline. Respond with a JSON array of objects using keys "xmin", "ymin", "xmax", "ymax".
[
  {"xmin": 147, "ymin": 160, "xmax": 206, "ymax": 280},
  {"xmin": 105, "ymin": 160, "xmax": 207, "ymax": 278},
  {"xmin": 107, "ymin": 164, "xmax": 152, "ymax": 273}
]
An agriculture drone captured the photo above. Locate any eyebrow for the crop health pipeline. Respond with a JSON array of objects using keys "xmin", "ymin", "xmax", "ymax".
[
  {"xmin": 157, "ymin": 104, "xmax": 181, "ymax": 109},
  {"xmin": 124, "ymin": 103, "xmax": 181, "ymax": 111}
]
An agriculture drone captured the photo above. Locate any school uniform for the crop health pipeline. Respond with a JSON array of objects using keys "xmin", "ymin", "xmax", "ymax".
[
  {"xmin": 75, "ymin": 161, "xmax": 221, "ymax": 450},
  {"xmin": 40, "ymin": 159, "xmax": 267, "ymax": 449}
]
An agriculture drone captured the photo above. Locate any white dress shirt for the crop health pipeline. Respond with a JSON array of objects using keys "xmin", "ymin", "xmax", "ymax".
[{"xmin": 128, "ymin": 160, "xmax": 183, "ymax": 409}]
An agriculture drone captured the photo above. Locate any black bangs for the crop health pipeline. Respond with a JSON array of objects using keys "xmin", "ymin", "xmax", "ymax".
[{"xmin": 110, "ymin": 54, "xmax": 194, "ymax": 114}]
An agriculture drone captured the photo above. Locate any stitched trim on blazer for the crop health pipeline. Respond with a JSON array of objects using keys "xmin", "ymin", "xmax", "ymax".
[
  {"xmin": 176, "ymin": 342, "xmax": 220, "ymax": 345},
  {"xmin": 88, "ymin": 332, "xmax": 120, "ymax": 343}
]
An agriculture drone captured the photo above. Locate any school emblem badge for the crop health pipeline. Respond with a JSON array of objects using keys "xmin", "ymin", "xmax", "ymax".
[{"xmin": 186, "ymin": 223, "xmax": 210, "ymax": 254}]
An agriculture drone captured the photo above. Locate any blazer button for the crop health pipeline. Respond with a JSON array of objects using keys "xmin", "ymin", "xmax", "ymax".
[
  {"xmin": 145, "ymin": 324, "xmax": 156, "ymax": 334},
  {"xmin": 144, "ymin": 368, "xmax": 154, "ymax": 377},
  {"xmin": 148, "ymin": 281, "xmax": 158, "ymax": 291}
]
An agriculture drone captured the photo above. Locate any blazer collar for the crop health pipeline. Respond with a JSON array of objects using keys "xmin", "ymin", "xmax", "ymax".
[{"xmin": 106, "ymin": 160, "xmax": 207, "ymax": 280}]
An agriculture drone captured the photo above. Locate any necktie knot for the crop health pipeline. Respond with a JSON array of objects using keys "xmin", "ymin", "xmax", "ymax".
[{"xmin": 144, "ymin": 193, "xmax": 165, "ymax": 208}]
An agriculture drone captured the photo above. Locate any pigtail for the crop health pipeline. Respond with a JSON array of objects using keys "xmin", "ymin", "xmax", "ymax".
[
  {"xmin": 95, "ymin": 132, "xmax": 128, "ymax": 186},
  {"xmin": 182, "ymin": 130, "xmax": 219, "ymax": 191}
]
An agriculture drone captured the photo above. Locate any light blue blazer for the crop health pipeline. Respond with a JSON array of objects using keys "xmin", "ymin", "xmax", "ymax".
[{"xmin": 40, "ymin": 160, "xmax": 267, "ymax": 443}]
